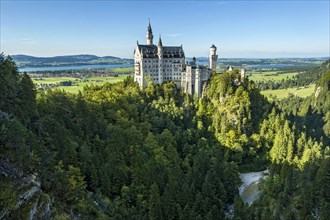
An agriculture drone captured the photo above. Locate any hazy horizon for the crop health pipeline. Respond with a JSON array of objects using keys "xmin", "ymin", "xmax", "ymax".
[
  {"xmin": 1, "ymin": 1, "xmax": 329, "ymax": 58},
  {"xmin": 10, "ymin": 53, "xmax": 330, "ymax": 60}
]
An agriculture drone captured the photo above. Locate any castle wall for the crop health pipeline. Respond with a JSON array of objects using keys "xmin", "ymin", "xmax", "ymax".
[{"xmin": 134, "ymin": 48, "xmax": 144, "ymax": 87}]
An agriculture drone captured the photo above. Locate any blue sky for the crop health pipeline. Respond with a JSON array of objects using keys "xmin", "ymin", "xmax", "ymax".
[{"xmin": 1, "ymin": 0, "xmax": 329, "ymax": 58}]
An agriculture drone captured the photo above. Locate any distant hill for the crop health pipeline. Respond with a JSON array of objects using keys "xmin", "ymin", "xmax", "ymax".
[
  {"xmin": 11, "ymin": 54, "xmax": 134, "ymax": 68},
  {"xmin": 11, "ymin": 54, "xmax": 328, "ymax": 69},
  {"xmin": 185, "ymin": 57, "xmax": 329, "ymax": 68},
  {"xmin": 218, "ymin": 57, "xmax": 329, "ymax": 68}
]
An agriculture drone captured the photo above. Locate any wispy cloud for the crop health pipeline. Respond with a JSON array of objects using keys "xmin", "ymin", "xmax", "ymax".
[
  {"xmin": 165, "ymin": 33, "xmax": 184, "ymax": 38},
  {"xmin": 20, "ymin": 38, "xmax": 37, "ymax": 45},
  {"xmin": 215, "ymin": 1, "xmax": 228, "ymax": 6}
]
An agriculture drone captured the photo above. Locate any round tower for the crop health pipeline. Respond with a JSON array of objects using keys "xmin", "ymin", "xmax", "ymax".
[
  {"xmin": 146, "ymin": 20, "xmax": 153, "ymax": 45},
  {"xmin": 240, "ymin": 68, "xmax": 246, "ymax": 82},
  {"xmin": 209, "ymin": 44, "xmax": 218, "ymax": 71}
]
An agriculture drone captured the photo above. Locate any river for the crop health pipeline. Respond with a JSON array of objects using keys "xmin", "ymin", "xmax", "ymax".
[
  {"xmin": 19, "ymin": 64, "xmax": 133, "ymax": 72},
  {"xmin": 239, "ymin": 170, "xmax": 269, "ymax": 205}
]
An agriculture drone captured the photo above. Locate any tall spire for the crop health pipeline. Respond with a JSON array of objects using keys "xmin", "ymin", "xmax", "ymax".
[
  {"xmin": 146, "ymin": 18, "xmax": 153, "ymax": 45},
  {"xmin": 158, "ymin": 35, "xmax": 163, "ymax": 47},
  {"xmin": 148, "ymin": 18, "xmax": 152, "ymax": 32}
]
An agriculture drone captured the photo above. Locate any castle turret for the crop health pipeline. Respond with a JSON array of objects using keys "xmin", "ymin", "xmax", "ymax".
[
  {"xmin": 209, "ymin": 44, "xmax": 218, "ymax": 71},
  {"xmin": 158, "ymin": 35, "xmax": 163, "ymax": 47},
  {"xmin": 146, "ymin": 20, "xmax": 154, "ymax": 45},
  {"xmin": 157, "ymin": 35, "xmax": 163, "ymax": 84},
  {"xmin": 240, "ymin": 68, "xmax": 246, "ymax": 82},
  {"xmin": 192, "ymin": 57, "xmax": 196, "ymax": 65}
]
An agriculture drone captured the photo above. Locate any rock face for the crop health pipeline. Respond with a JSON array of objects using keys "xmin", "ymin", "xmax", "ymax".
[
  {"xmin": 314, "ymin": 86, "xmax": 321, "ymax": 106},
  {"xmin": 0, "ymin": 160, "xmax": 24, "ymax": 178},
  {"xmin": 17, "ymin": 186, "xmax": 41, "ymax": 208},
  {"xmin": 0, "ymin": 160, "xmax": 52, "ymax": 219},
  {"xmin": 29, "ymin": 198, "xmax": 38, "ymax": 220}
]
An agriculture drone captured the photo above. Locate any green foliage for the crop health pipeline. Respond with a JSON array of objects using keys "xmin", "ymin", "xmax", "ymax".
[
  {"xmin": 1, "ymin": 55, "xmax": 243, "ymax": 218},
  {"xmin": 0, "ymin": 176, "xmax": 18, "ymax": 215},
  {"xmin": 205, "ymin": 69, "xmax": 270, "ymax": 167},
  {"xmin": 242, "ymin": 67, "xmax": 330, "ymax": 219},
  {"xmin": 1, "ymin": 55, "xmax": 330, "ymax": 219},
  {"xmin": 0, "ymin": 54, "xmax": 37, "ymax": 124}
]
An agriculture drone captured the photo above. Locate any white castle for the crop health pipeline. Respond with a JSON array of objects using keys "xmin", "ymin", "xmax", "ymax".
[{"xmin": 134, "ymin": 21, "xmax": 218, "ymax": 97}]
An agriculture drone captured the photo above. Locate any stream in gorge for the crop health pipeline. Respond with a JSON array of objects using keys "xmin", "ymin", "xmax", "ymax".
[{"xmin": 239, "ymin": 170, "xmax": 269, "ymax": 205}]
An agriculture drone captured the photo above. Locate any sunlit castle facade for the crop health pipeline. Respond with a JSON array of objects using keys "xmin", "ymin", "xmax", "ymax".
[{"xmin": 134, "ymin": 21, "xmax": 218, "ymax": 97}]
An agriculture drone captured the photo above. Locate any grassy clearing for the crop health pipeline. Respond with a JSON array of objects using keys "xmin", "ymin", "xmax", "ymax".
[
  {"xmin": 249, "ymin": 70, "xmax": 299, "ymax": 82},
  {"xmin": 261, "ymin": 84, "xmax": 315, "ymax": 100},
  {"xmin": 33, "ymin": 77, "xmax": 78, "ymax": 83},
  {"xmin": 33, "ymin": 74, "xmax": 129, "ymax": 94},
  {"xmin": 110, "ymin": 67, "xmax": 134, "ymax": 73}
]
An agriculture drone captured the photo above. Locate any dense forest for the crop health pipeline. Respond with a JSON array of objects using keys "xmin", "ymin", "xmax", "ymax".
[{"xmin": 1, "ymin": 53, "xmax": 330, "ymax": 219}]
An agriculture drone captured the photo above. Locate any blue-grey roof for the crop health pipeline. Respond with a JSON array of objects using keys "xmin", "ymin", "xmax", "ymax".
[{"xmin": 137, "ymin": 44, "xmax": 184, "ymax": 58}]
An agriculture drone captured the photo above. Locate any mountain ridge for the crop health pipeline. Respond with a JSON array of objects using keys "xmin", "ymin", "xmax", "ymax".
[{"xmin": 11, "ymin": 54, "xmax": 134, "ymax": 68}]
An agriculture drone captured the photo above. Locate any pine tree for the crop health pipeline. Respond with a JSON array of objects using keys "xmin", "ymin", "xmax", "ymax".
[{"xmin": 148, "ymin": 183, "xmax": 163, "ymax": 220}]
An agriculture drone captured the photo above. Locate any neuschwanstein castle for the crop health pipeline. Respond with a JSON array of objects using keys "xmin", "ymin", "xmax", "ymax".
[{"xmin": 134, "ymin": 21, "xmax": 218, "ymax": 97}]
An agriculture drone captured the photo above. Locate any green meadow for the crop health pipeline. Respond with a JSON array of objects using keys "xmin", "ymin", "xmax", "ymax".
[
  {"xmin": 261, "ymin": 84, "xmax": 315, "ymax": 99},
  {"xmin": 32, "ymin": 69, "xmax": 313, "ymax": 98},
  {"xmin": 249, "ymin": 71, "xmax": 299, "ymax": 81},
  {"xmin": 33, "ymin": 74, "xmax": 129, "ymax": 94}
]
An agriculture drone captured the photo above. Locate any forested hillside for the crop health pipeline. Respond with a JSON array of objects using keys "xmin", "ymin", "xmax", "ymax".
[
  {"xmin": 1, "ymin": 54, "xmax": 330, "ymax": 219},
  {"xmin": 257, "ymin": 59, "xmax": 330, "ymax": 90},
  {"xmin": 237, "ymin": 62, "xmax": 330, "ymax": 219}
]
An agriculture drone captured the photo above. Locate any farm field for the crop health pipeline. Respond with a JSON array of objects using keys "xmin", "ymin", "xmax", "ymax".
[
  {"xmin": 249, "ymin": 70, "xmax": 299, "ymax": 81},
  {"xmin": 32, "ymin": 74, "xmax": 129, "ymax": 94},
  {"xmin": 110, "ymin": 67, "xmax": 134, "ymax": 73},
  {"xmin": 261, "ymin": 84, "xmax": 315, "ymax": 99}
]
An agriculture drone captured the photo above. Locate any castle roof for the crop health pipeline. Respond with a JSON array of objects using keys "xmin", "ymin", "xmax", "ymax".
[
  {"xmin": 147, "ymin": 20, "xmax": 153, "ymax": 33},
  {"xmin": 158, "ymin": 35, "xmax": 163, "ymax": 47},
  {"xmin": 137, "ymin": 44, "xmax": 184, "ymax": 58},
  {"xmin": 210, "ymin": 44, "xmax": 216, "ymax": 49},
  {"xmin": 137, "ymin": 45, "xmax": 157, "ymax": 58},
  {"xmin": 186, "ymin": 62, "xmax": 209, "ymax": 69}
]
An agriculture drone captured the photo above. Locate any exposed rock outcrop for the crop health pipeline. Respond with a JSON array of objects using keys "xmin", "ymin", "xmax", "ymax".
[{"xmin": 0, "ymin": 160, "xmax": 52, "ymax": 219}]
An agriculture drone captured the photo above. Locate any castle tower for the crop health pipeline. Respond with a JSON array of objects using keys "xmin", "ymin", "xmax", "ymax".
[
  {"xmin": 240, "ymin": 68, "xmax": 246, "ymax": 82},
  {"xmin": 157, "ymin": 35, "xmax": 163, "ymax": 84},
  {"xmin": 192, "ymin": 57, "xmax": 196, "ymax": 65},
  {"xmin": 209, "ymin": 44, "xmax": 218, "ymax": 71},
  {"xmin": 195, "ymin": 68, "xmax": 201, "ymax": 96},
  {"xmin": 146, "ymin": 20, "xmax": 154, "ymax": 45}
]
